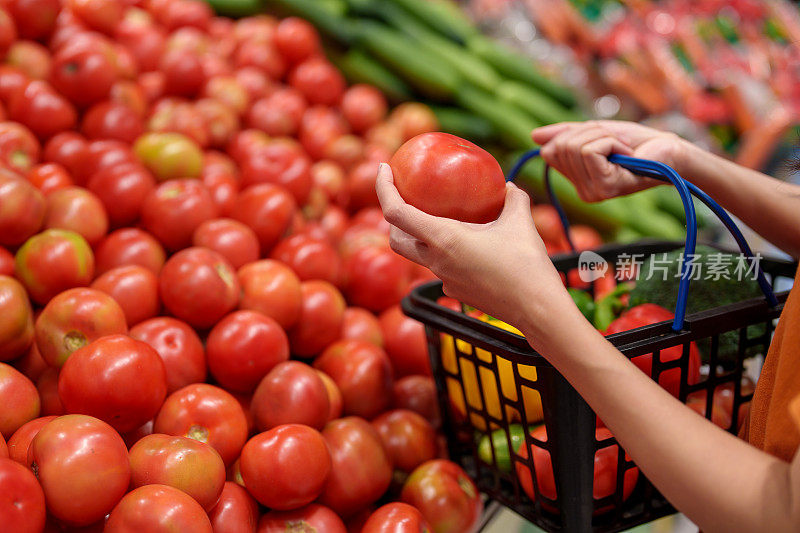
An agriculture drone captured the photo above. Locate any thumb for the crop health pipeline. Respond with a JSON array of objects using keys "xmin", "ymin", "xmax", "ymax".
[{"xmin": 498, "ymin": 182, "xmax": 533, "ymax": 223}]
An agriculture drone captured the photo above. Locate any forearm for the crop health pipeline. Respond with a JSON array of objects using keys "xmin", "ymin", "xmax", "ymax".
[
  {"xmin": 676, "ymin": 142, "xmax": 800, "ymax": 258},
  {"xmin": 518, "ymin": 293, "xmax": 797, "ymax": 532}
]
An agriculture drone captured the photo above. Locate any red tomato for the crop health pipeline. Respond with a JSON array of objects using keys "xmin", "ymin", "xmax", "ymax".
[
  {"xmin": 362, "ymin": 503, "xmax": 432, "ymax": 533},
  {"xmin": 26, "ymin": 162, "xmax": 73, "ymax": 195},
  {"xmin": 0, "ymin": 457, "xmax": 46, "ymax": 533},
  {"xmin": 154, "ymin": 383, "xmax": 248, "ymax": 467},
  {"xmin": 6, "ymin": 41, "xmax": 51, "ymax": 80},
  {"xmin": 0, "ymin": 363, "xmax": 39, "ymax": 438},
  {"xmin": 30, "ymin": 414, "xmax": 130, "ymax": 526},
  {"xmin": 68, "ymin": 0, "xmax": 124, "ymax": 35},
  {"xmin": 326, "ymin": 134, "xmax": 364, "ymax": 170},
  {"xmin": 238, "ymin": 259, "xmax": 302, "ymax": 329},
  {"xmin": 569, "ymin": 224, "xmax": 603, "ymax": 251},
  {"xmin": 271, "ymin": 233, "xmax": 341, "ymax": 285},
  {"xmin": 0, "ymin": 276, "xmax": 34, "ymax": 362},
  {"xmin": 516, "ymin": 426, "xmax": 639, "ymax": 514},
  {"xmin": 288, "ymin": 280, "xmax": 346, "ymax": 357},
  {"xmin": 372, "ymin": 410, "xmax": 438, "ymax": 474},
  {"xmin": 0, "ymin": 8, "xmax": 16, "ymax": 58},
  {"xmin": 109, "ymin": 80, "xmax": 147, "ymax": 116},
  {"xmin": 299, "ymin": 106, "xmax": 348, "ymax": 161},
  {"xmin": 147, "ymin": 98, "xmax": 210, "ymax": 148},
  {"xmin": 58, "ymin": 335, "xmax": 166, "ymax": 432},
  {"xmin": 159, "ymin": 247, "xmax": 239, "ymax": 329},
  {"xmin": 206, "ymin": 310, "xmax": 290, "ymax": 393},
  {"xmin": 87, "ymin": 162, "xmax": 156, "ymax": 228},
  {"xmin": 15, "ymin": 229, "xmax": 96, "ymax": 304},
  {"xmin": 161, "ymin": 0, "xmax": 212, "ymax": 31},
  {"xmin": 388, "ymin": 103, "xmax": 438, "ymax": 142},
  {"xmin": 195, "ymin": 98, "xmax": 239, "ymax": 148},
  {"xmin": 90, "ymin": 265, "xmax": 159, "ymax": 327},
  {"xmin": 0, "ymin": 120, "xmax": 40, "ymax": 174},
  {"xmin": 316, "ymin": 370, "xmax": 343, "ymax": 422},
  {"xmin": 531, "ymin": 204, "xmax": 566, "ymax": 248},
  {"xmin": 129, "ymin": 433, "xmax": 226, "ymax": 510},
  {"xmin": 258, "ymin": 504, "xmax": 346, "ymax": 533},
  {"xmin": 6, "ymin": 415, "xmax": 55, "ymax": 464},
  {"xmin": 390, "ymin": 132, "xmax": 505, "ymax": 223},
  {"xmin": 202, "ymin": 75, "xmax": 249, "ymax": 115},
  {"xmin": 379, "ymin": 305, "xmax": 432, "ymax": 378},
  {"xmin": 232, "ymin": 183, "xmax": 296, "ymax": 255},
  {"xmin": 341, "ymin": 84, "xmax": 388, "ymax": 134},
  {"xmin": 43, "ymin": 186, "xmax": 108, "ymax": 246},
  {"xmin": 246, "ymin": 87, "xmax": 306, "ymax": 137},
  {"xmin": 159, "ymin": 48, "xmax": 204, "ymax": 98},
  {"xmin": 36, "ymin": 367, "xmax": 63, "ymax": 416},
  {"xmin": 345, "ymin": 160, "xmax": 381, "ymax": 211},
  {"xmin": 208, "ymin": 481, "xmax": 259, "ymax": 533},
  {"xmin": 227, "ymin": 128, "xmax": 270, "ymax": 163},
  {"xmin": 141, "ymin": 179, "xmax": 218, "ymax": 251},
  {"xmin": 251, "ymin": 360, "xmax": 329, "ymax": 431},
  {"xmin": 42, "ymin": 131, "xmax": 86, "ymax": 177},
  {"xmin": 233, "ymin": 66, "xmax": 272, "ymax": 101},
  {"xmin": 34, "ymin": 287, "xmax": 127, "ymax": 368},
  {"xmin": 401, "ymin": 460, "xmax": 482, "ymax": 533},
  {"xmin": 344, "ymin": 246, "xmax": 413, "ymax": 313},
  {"xmin": 0, "ymin": 66, "xmax": 30, "ymax": 104},
  {"xmin": 8, "ymin": 81, "xmax": 78, "ymax": 139},
  {"xmin": 311, "ymin": 160, "xmax": 346, "ymax": 204},
  {"xmin": 274, "ymin": 17, "xmax": 320, "ymax": 65},
  {"xmin": 105, "ymin": 484, "xmax": 213, "ymax": 533},
  {"xmin": 234, "ymin": 39, "xmax": 285, "ymax": 81},
  {"xmin": 9, "ymin": 0, "xmax": 59, "ymax": 40},
  {"xmin": 341, "ymin": 307, "xmax": 384, "ymax": 347},
  {"xmin": 81, "ymin": 102, "xmax": 143, "ymax": 143},
  {"xmin": 10, "ymin": 341, "xmax": 46, "ymax": 382},
  {"xmin": 75, "ymin": 139, "xmax": 136, "ymax": 185},
  {"xmin": 240, "ymin": 139, "xmax": 312, "ymax": 205},
  {"xmin": 289, "ymin": 57, "xmax": 345, "ymax": 106},
  {"xmin": 240, "ymin": 424, "xmax": 331, "ymax": 509},
  {"xmin": 0, "ymin": 173, "xmax": 45, "ymax": 246},
  {"xmin": 0, "ymin": 247, "xmax": 11, "ymax": 276},
  {"xmin": 192, "ymin": 218, "xmax": 259, "ymax": 270},
  {"xmin": 314, "ymin": 339, "xmax": 393, "ymax": 419},
  {"xmin": 202, "ymin": 168, "xmax": 239, "ymax": 217},
  {"xmin": 95, "ymin": 228, "xmax": 165, "ymax": 276},
  {"xmin": 115, "ymin": 20, "xmax": 166, "ymax": 73},
  {"xmin": 319, "ymin": 417, "xmax": 393, "ymax": 518},
  {"xmin": 129, "ymin": 317, "xmax": 207, "ymax": 394},
  {"xmin": 320, "ymin": 205, "xmax": 349, "ymax": 243},
  {"xmin": 605, "ymin": 304, "xmax": 701, "ymax": 398}
]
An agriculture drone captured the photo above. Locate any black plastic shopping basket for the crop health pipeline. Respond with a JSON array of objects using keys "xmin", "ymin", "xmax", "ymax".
[{"xmin": 401, "ymin": 151, "xmax": 798, "ymax": 532}]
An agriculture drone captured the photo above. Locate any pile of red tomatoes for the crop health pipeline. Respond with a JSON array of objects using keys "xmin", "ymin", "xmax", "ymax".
[{"xmin": 0, "ymin": 0, "xmax": 484, "ymax": 531}]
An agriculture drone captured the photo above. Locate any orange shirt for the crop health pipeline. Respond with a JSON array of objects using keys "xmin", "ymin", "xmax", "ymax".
[{"xmin": 740, "ymin": 267, "xmax": 800, "ymax": 461}]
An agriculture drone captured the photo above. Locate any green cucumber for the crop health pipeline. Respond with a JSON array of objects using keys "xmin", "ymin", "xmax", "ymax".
[
  {"xmin": 455, "ymin": 85, "xmax": 537, "ymax": 149},
  {"xmin": 429, "ymin": 106, "xmax": 496, "ymax": 141},
  {"xmin": 368, "ymin": 0, "xmax": 499, "ymax": 92},
  {"xmin": 204, "ymin": 0, "xmax": 264, "ymax": 16},
  {"xmin": 329, "ymin": 48, "xmax": 412, "ymax": 102},
  {"xmin": 356, "ymin": 22, "xmax": 461, "ymax": 99},
  {"xmin": 467, "ymin": 35, "xmax": 576, "ymax": 108},
  {"xmin": 497, "ymin": 81, "xmax": 581, "ymax": 125},
  {"xmin": 264, "ymin": 0, "xmax": 357, "ymax": 43},
  {"xmin": 386, "ymin": 0, "xmax": 478, "ymax": 43}
]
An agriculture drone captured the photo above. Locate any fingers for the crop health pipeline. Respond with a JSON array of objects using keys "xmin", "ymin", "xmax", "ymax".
[
  {"xmin": 531, "ymin": 122, "xmax": 583, "ymax": 144},
  {"xmin": 388, "ymin": 226, "xmax": 429, "ymax": 265},
  {"xmin": 579, "ymin": 137, "xmax": 635, "ymax": 200},
  {"xmin": 375, "ymin": 163, "xmax": 445, "ymax": 243}
]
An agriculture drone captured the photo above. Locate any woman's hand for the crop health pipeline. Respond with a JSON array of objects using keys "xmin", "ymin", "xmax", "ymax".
[
  {"xmin": 376, "ymin": 163, "xmax": 575, "ymax": 335},
  {"xmin": 532, "ymin": 120, "xmax": 689, "ymax": 202}
]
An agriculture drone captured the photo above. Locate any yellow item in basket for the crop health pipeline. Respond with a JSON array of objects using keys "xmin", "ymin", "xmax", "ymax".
[{"xmin": 440, "ymin": 314, "xmax": 543, "ymax": 430}]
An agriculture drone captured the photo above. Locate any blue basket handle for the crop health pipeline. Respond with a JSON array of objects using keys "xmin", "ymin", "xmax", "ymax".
[{"xmin": 506, "ymin": 148, "xmax": 778, "ymax": 331}]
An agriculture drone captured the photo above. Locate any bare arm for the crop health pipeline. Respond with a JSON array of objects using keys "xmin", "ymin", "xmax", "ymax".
[{"xmin": 376, "ymin": 163, "xmax": 800, "ymax": 533}]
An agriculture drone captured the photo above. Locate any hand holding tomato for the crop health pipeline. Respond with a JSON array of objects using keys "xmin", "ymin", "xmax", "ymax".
[{"xmin": 376, "ymin": 163, "xmax": 570, "ymax": 336}]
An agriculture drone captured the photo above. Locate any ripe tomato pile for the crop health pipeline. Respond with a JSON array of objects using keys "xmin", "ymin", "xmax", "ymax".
[{"xmin": 0, "ymin": 0, "xmax": 484, "ymax": 531}]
